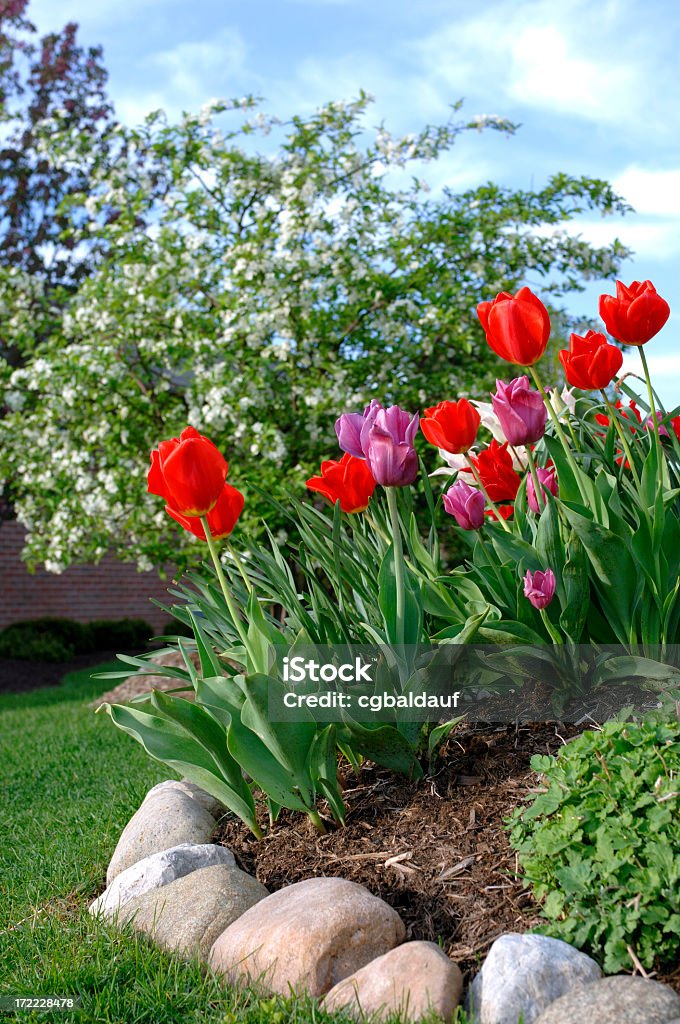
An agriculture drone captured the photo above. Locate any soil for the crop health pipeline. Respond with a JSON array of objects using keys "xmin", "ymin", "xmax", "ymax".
[{"xmin": 214, "ymin": 722, "xmax": 680, "ymax": 994}]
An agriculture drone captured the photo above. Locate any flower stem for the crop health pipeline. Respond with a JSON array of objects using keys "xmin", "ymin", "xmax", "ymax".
[
  {"xmin": 540, "ymin": 607, "xmax": 563, "ymax": 645},
  {"xmin": 525, "ymin": 447, "xmax": 545, "ymax": 513},
  {"xmin": 600, "ymin": 389, "xmax": 641, "ymax": 487},
  {"xmin": 201, "ymin": 517, "xmax": 250, "ymax": 652},
  {"xmin": 386, "ymin": 486, "xmax": 405, "ymax": 646},
  {"xmin": 463, "ymin": 455, "xmax": 512, "ymax": 532},
  {"xmin": 227, "ymin": 540, "xmax": 253, "ymax": 596},
  {"xmin": 528, "ymin": 365, "xmax": 582, "ymax": 483},
  {"xmin": 307, "ymin": 807, "xmax": 327, "ymax": 834},
  {"xmin": 639, "ymin": 347, "xmax": 665, "ymax": 487}
]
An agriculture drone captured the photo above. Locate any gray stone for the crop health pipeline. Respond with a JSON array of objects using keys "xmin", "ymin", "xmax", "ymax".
[
  {"xmin": 143, "ymin": 779, "xmax": 226, "ymax": 819},
  {"xmin": 469, "ymin": 933, "xmax": 601, "ymax": 1024},
  {"xmin": 534, "ymin": 976, "xmax": 680, "ymax": 1024},
  {"xmin": 117, "ymin": 863, "xmax": 268, "ymax": 961},
  {"xmin": 209, "ymin": 876, "xmax": 406, "ymax": 997},
  {"xmin": 323, "ymin": 941, "xmax": 463, "ymax": 1022},
  {"xmin": 106, "ymin": 789, "xmax": 216, "ymax": 884},
  {"xmin": 90, "ymin": 843, "xmax": 235, "ymax": 917}
]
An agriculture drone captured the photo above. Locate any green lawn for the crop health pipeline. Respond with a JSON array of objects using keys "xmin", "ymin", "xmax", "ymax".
[{"xmin": 0, "ymin": 664, "xmax": 467, "ymax": 1024}]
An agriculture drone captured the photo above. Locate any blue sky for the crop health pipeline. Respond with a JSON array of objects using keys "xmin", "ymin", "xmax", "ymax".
[{"xmin": 29, "ymin": 0, "xmax": 680, "ymax": 408}]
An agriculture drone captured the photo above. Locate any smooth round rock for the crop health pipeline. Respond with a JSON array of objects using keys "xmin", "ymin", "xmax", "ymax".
[
  {"xmin": 209, "ymin": 876, "xmax": 406, "ymax": 996},
  {"xmin": 118, "ymin": 863, "xmax": 268, "ymax": 961},
  {"xmin": 106, "ymin": 789, "xmax": 216, "ymax": 884},
  {"xmin": 144, "ymin": 779, "xmax": 226, "ymax": 819},
  {"xmin": 534, "ymin": 976, "xmax": 680, "ymax": 1024},
  {"xmin": 323, "ymin": 941, "xmax": 463, "ymax": 1022},
  {"xmin": 469, "ymin": 932, "xmax": 601, "ymax": 1024},
  {"xmin": 90, "ymin": 843, "xmax": 235, "ymax": 917}
]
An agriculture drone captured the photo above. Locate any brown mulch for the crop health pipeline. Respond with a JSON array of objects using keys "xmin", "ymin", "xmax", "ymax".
[
  {"xmin": 90, "ymin": 649, "xmax": 199, "ymax": 707},
  {"xmin": 213, "ymin": 722, "xmax": 680, "ymax": 994},
  {"xmin": 214, "ymin": 724, "xmax": 564, "ymax": 984}
]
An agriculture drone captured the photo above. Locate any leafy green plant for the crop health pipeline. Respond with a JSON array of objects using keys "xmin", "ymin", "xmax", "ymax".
[
  {"xmin": 88, "ymin": 618, "xmax": 152, "ymax": 651},
  {"xmin": 0, "ymin": 627, "xmax": 74, "ymax": 662},
  {"xmin": 508, "ymin": 719, "xmax": 680, "ymax": 973}
]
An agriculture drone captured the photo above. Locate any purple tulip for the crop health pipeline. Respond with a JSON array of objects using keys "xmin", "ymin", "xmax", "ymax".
[
  {"xmin": 335, "ymin": 399, "xmax": 383, "ymax": 458},
  {"xmin": 365, "ymin": 405, "xmax": 419, "ymax": 487},
  {"xmin": 443, "ymin": 480, "xmax": 485, "ymax": 530},
  {"xmin": 527, "ymin": 466, "xmax": 559, "ymax": 514},
  {"xmin": 492, "ymin": 376, "xmax": 547, "ymax": 445},
  {"xmin": 644, "ymin": 410, "xmax": 669, "ymax": 438},
  {"xmin": 523, "ymin": 568, "xmax": 556, "ymax": 610}
]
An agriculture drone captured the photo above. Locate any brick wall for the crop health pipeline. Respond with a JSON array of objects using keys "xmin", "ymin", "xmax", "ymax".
[{"xmin": 0, "ymin": 521, "xmax": 174, "ymax": 631}]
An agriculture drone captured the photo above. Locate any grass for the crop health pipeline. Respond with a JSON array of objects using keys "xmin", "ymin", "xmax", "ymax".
[{"xmin": 0, "ymin": 663, "xmax": 473, "ymax": 1024}]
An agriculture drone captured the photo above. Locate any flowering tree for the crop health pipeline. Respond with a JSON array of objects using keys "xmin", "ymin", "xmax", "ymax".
[
  {"xmin": 0, "ymin": 0, "xmax": 112, "ymax": 312},
  {"xmin": 0, "ymin": 92, "xmax": 630, "ymax": 571}
]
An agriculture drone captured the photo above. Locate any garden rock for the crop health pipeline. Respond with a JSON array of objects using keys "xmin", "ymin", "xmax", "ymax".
[
  {"xmin": 322, "ymin": 940, "xmax": 462, "ymax": 1022},
  {"xmin": 116, "ymin": 863, "xmax": 268, "ymax": 961},
  {"xmin": 209, "ymin": 876, "xmax": 406, "ymax": 996},
  {"xmin": 469, "ymin": 932, "xmax": 601, "ymax": 1024},
  {"xmin": 143, "ymin": 778, "xmax": 226, "ymax": 819},
  {"xmin": 106, "ymin": 789, "xmax": 216, "ymax": 884},
  {"xmin": 534, "ymin": 976, "xmax": 680, "ymax": 1023},
  {"xmin": 90, "ymin": 843, "xmax": 235, "ymax": 917}
]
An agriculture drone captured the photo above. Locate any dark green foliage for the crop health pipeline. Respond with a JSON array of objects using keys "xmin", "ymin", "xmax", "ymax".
[
  {"xmin": 508, "ymin": 719, "xmax": 680, "ymax": 973},
  {"xmin": 88, "ymin": 617, "xmax": 152, "ymax": 651},
  {"xmin": 0, "ymin": 616, "xmax": 151, "ymax": 661}
]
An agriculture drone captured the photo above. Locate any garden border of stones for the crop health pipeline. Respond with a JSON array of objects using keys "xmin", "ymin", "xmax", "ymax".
[{"xmin": 90, "ymin": 779, "xmax": 680, "ymax": 1024}]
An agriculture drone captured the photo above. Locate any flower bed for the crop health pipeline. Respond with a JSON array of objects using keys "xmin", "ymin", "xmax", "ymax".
[{"xmin": 90, "ymin": 275, "xmax": 680, "ymax": 1017}]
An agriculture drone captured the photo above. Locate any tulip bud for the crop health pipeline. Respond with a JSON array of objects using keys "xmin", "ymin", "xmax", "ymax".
[
  {"xmin": 492, "ymin": 376, "xmax": 547, "ymax": 445},
  {"xmin": 559, "ymin": 330, "xmax": 623, "ymax": 390},
  {"xmin": 421, "ymin": 398, "xmax": 480, "ymax": 454},
  {"xmin": 477, "ymin": 286, "xmax": 551, "ymax": 365},
  {"xmin": 306, "ymin": 453, "xmax": 376, "ymax": 513},
  {"xmin": 527, "ymin": 466, "xmax": 558, "ymax": 514},
  {"xmin": 148, "ymin": 425, "xmax": 228, "ymax": 517},
  {"xmin": 335, "ymin": 399, "xmax": 383, "ymax": 458},
  {"xmin": 443, "ymin": 480, "xmax": 485, "ymax": 530},
  {"xmin": 523, "ymin": 568, "xmax": 556, "ymax": 609},
  {"xmin": 365, "ymin": 405, "xmax": 419, "ymax": 487},
  {"xmin": 599, "ymin": 279, "xmax": 670, "ymax": 347}
]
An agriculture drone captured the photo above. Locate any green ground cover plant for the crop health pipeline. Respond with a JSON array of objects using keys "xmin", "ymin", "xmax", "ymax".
[{"xmin": 508, "ymin": 719, "xmax": 680, "ymax": 974}]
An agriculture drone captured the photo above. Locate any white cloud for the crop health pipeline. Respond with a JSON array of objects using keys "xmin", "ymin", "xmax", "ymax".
[
  {"xmin": 115, "ymin": 27, "xmax": 252, "ymax": 124},
  {"xmin": 613, "ymin": 167, "xmax": 680, "ymax": 218},
  {"xmin": 533, "ymin": 218, "xmax": 680, "ymax": 263},
  {"xmin": 507, "ymin": 23, "xmax": 636, "ymax": 120},
  {"xmin": 411, "ymin": 0, "xmax": 652, "ymax": 125}
]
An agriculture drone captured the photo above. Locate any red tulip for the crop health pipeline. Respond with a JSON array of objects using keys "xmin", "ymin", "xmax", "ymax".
[
  {"xmin": 595, "ymin": 399, "xmax": 642, "ymax": 431},
  {"xmin": 463, "ymin": 439, "xmax": 521, "ymax": 502},
  {"xmin": 599, "ymin": 279, "xmax": 670, "ymax": 346},
  {"xmin": 485, "ymin": 504, "xmax": 515, "ymax": 522},
  {"xmin": 421, "ymin": 399, "xmax": 480, "ymax": 454},
  {"xmin": 306, "ymin": 452, "xmax": 376, "ymax": 513},
  {"xmin": 477, "ymin": 287, "xmax": 551, "ymax": 366},
  {"xmin": 672, "ymin": 416, "xmax": 680, "ymax": 444},
  {"xmin": 559, "ymin": 330, "xmax": 623, "ymax": 390},
  {"xmin": 595, "ymin": 400, "xmax": 642, "ymax": 468},
  {"xmin": 167, "ymin": 483, "xmax": 245, "ymax": 541},
  {"xmin": 148, "ymin": 426, "xmax": 227, "ymax": 516}
]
